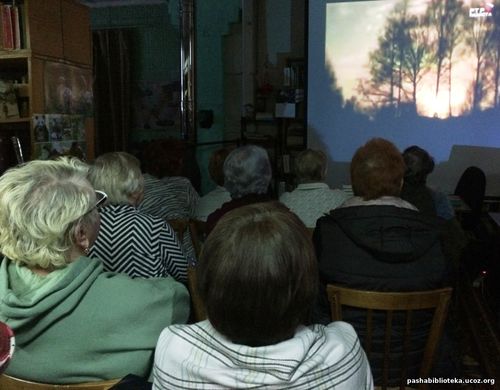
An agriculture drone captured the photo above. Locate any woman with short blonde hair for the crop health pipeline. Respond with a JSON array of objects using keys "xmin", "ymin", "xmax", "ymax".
[
  {"xmin": 0, "ymin": 157, "xmax": 97, "ymax": 269},
  {"xmin": 88, "ymin": 152, "xmax": 188, "ymax": 281},
  {"xmin": 88, "ymin": 151, "xmax": 144, "ymax": 205}
]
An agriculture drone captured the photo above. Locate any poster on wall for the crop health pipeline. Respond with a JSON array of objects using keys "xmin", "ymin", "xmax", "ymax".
[
  {"xmin": 44, "ymin": 62, "xmax": 93, "ymax": 117},
  {"xmin": 33, "ymin": 114, "xmax": 86, "ymax": 160},
  {"xmin": 133, "ymin": 81, "xmax": 180, "ymax": 130}
]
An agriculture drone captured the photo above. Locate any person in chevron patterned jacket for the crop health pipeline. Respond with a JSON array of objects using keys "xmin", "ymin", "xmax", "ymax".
[{"xmin": 88, "ymin": 151, "xmax": 188, "ymax": 282}]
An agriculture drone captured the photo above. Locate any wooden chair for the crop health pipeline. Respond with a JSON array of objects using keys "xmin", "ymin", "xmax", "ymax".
[
  {"xmin": 188, "ymin": 219, "xmax": 207, "ymax": 260},
  {"xmin": 326, "ymin": 285, "xmax": 453, "ymax": 390},
  {"xmin": 0, "ymin": 374, "xmax": 119, "ymax": 390},
  {"xmin": 167, "ymin": 219, "xmax": 207, "ymax": 323},
  {"xmin": 167, "ymin": 218, "xmax": 190, "ymax": 242},
  {"xmin": 188, "ymin": 219, "xmax": 208, "ymax": 322},
  {"xmin": 187, "ymin": 264, "xmax": 207, "ymax": 322}
]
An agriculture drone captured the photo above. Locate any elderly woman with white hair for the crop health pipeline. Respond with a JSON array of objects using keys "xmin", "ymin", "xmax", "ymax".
[
  {"xmin": 88, "ymin": 152, "xmax": 188, "ymax": 282},
  {"xmin": 206, "ymin": 144, "xmax": 273, "ymax": 233},
  {"xmin": 0, "ymin": 158, "xmax": 189, "ymax": 383}
]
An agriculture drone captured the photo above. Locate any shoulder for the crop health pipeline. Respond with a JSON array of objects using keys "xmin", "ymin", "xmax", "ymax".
[
  {"xmin": 95, "ymin": 270, "xmax": 187, "ymax": 299},
  {"xmin": 155, "ymin": 321, "xmax": 210, "ymax": 364},
  {"xmin": 90, "ymin": 271, "xmax": 190, "ymax": 323},
  {"xmin": 279, "ymin": 191, "xmax": 294, "ymax": 203}
]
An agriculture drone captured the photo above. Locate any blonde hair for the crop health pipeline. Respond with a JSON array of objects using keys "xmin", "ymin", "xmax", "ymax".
[
  {"xmin": 88, "ymin": 152, "xmax": 144, "ymax": 205},
  {"xmin": 0, "ymin": 158, "xmax": 96, "ymax": 269}
]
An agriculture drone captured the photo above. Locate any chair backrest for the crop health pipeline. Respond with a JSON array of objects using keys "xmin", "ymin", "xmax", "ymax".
[
  {"xmin": 327, "ymin": 285, "xmax": 452, "ymax": 390},
  {"xmin": 175, "ymin": 219, "xmax": 207, "ymax": 322},
  {"xmin": 188, "ymin": 219, "xmax": 207, "ymax": 260},
  {"xmin": 0, "ymin": 375, "xmax": 119, "ymax": 390},
  {"xmin": 187, "ymin": 265, "xmax": 207, "ymax": 322},
  {"xmin": 167, "ymin": 218, "xmax": 189, "ymax": 242}
]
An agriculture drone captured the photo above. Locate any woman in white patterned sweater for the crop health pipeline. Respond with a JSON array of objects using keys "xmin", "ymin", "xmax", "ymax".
[
  {"xmin": 280, "ymin": 149, "xmax": 349, "ymax": 228},
  {"xmin": 153, "ymin": 202, "xmax": 373, "ymax": 389}
]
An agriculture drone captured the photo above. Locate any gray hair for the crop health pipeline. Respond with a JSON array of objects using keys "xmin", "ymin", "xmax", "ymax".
[
  {"xmin": 223, "ymin": 145, "xmax": 272, "ymax": 199},
  {"xmin": 295, "ymin": 149, "xmax": 327, "ymax": 183},
  {"xmin": 88, "ymin": 152, "xmax": 144, "ymax": 205}
]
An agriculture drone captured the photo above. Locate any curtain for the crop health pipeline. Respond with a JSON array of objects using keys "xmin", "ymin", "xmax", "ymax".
[{"xmin": 92, "ymin": 29, "xmax": 131, "ymax": 155}]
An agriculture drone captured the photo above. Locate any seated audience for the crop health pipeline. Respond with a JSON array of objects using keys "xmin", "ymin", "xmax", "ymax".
[
  {"xmin": 139, "ymin": 140, "xmax": 199, "ymax": 220},
  {"xmin": 401, "ymin": 145, "xmax": 466, "ymax": 271},
  {"xmin": 0, "ymin": 158, "xmax": 189, "ymax": 383},
  {"xmin": 280, "ymin": 149, "xmax": 349, "ymax": 227},
  {"xmin": 401, "ymin": 145, "xmax": 454, "ymax": 220},
  {"xmin": 195, "ymin": 147, "xmax": 231, "ymax": 221},
  {"xmin": 206, "ymin": 145, "xmax": 273, "ymax": 233},
  {"xmin": 88, "ymin": 152, "xmax": 187, "ymax": 281},
  {"xmin": 313, "ymin": 138, "xmax": 452, "ymax": 384},
  {"xmin": 153, "ymin": 202, "xmax": 373, "ymax": 389},
  {"xmin": 139, "ymin": 141, "xmax": 199, "ymax": 262}
]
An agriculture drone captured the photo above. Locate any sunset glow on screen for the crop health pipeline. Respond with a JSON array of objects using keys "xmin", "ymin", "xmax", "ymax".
[
  {"xmin": 308, "ymin": 0, "xmax": 500, "ymax": 193},
  {"xmin": 325, "ymin": 0, "xmax": 497, "ymax": 119}
]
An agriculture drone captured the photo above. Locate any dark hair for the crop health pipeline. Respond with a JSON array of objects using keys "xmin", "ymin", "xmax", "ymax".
[
  {"xmin": 351, "ymin": 138, "xmax": 405, "ymax": 200},
  {"xmin": 208, "ymin": 147, "xmax": 232, "ymax": 186},
  {"xmin": 402, "ymin": 146, "xmax": 435, "ymax": 185},
  {"xmin": 141, "ymin": 139, "xmax": 184, "ymax": 178},
  {"xmin": 197, "ymin": 202, "xmax": 318, "ymax": 347}
]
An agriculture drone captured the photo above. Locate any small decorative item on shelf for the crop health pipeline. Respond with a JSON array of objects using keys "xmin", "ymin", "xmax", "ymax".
[{"xmin": 0, "ymin": 80, "xmax": 20, "ymax": 120}]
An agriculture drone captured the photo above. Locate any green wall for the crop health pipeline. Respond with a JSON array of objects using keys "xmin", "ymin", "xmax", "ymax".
[
  {"xmin": 90, "ymin": 1, "xmax": 241, "ymax": 194},
  {"xmin": 196, "ymin": 0, "xmax": 240, "ymax": 194}
]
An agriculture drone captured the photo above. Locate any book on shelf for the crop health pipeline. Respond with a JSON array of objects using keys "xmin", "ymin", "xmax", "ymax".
[
  {"xmin": 12, "ymin": 4, "xmax": 20, "ymax": 49},
  {"xmin": 1, "ymin": 4, "xmax": 14, "ymax": 50},
  {"xmin": 0, "ymin": 2, "xmax": 24, "ymax": 50}
]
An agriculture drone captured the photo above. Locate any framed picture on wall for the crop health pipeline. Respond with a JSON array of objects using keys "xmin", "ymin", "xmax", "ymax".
[{"xmin": 44, "ymin": 62, "xmax": 93, "ymax": 117}]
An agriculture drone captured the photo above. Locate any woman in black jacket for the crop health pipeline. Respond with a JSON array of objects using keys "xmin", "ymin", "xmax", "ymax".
[{"xmin": 313, "ymin": 138, "xmax": 455, "ymax": 384}]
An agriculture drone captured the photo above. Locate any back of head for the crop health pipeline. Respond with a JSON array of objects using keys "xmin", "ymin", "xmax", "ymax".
[
  {"xmin": 402, "ymin": 146, "xmax": 435, "ymax": 185},
  {"xmin": 198, "ymin": 202, "xmax": 318, "ymax": 347},
  {"xmin": 209, "ymin": 147, "xmax": 232, "ymax": 187},
  {"xmin": 223, "ymin": 145, "xmax": 271, "ymax": 199},
  {"xmin": 295, "ymin": 149, "xmax": 327, "ymax": 183},
  {"xmin": 89, "ymin": 152, "xmax": 143, "ymax": 205},
  {"xmin": 351, "ymin": 138, "xmax": 405, "ymax": 200},
  {"xmin": 0, "ymin": 158, "xmax": 95, "ymax": 269}
]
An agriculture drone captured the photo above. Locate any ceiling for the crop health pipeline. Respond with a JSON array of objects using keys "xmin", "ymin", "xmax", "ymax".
[{"xmin": 78, "ymin": 0, "xmax": 167, "ymax": 7}]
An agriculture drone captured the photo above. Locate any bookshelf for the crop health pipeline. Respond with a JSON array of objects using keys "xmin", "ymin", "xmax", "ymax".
[{"xmin": 0, "ymin": 0, "xmax": 93, "ymax": 172}]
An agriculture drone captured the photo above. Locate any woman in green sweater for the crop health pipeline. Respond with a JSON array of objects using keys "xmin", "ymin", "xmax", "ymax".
[{"xmin": 0, "ymin": 157, "xmax": 189, "ymax": 383}]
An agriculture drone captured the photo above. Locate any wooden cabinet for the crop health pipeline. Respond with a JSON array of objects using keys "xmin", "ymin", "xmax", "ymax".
[{"xmin": 0, "ymin": 0, "xmax": 92, "ymax": 172}]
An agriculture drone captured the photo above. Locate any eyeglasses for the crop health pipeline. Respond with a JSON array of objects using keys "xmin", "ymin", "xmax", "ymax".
[{"xmin": 93, "ymin": 190, "xmax": 108, "ymax": 210}]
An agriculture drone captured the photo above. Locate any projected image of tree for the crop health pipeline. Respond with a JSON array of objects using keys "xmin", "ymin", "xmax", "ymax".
[{"xmin": 326, "ymin": 0, "xmax": 500, "ymax": 119}]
